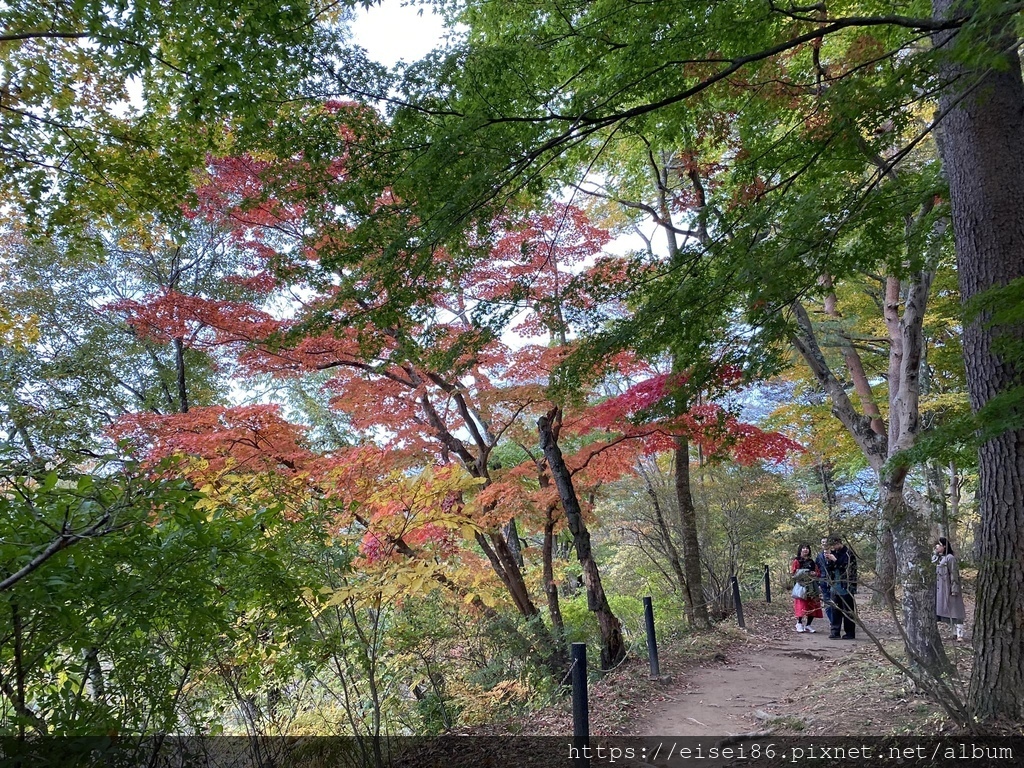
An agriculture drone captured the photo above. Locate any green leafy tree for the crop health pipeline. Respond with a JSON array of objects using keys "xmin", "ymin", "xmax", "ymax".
[
  {"xmin": 0, "ymin": 462, "xmax": 298, "ymax": 738},
  {"xmin": 0, "ymin": 0, "xmax": 355, "ymax": 226}
]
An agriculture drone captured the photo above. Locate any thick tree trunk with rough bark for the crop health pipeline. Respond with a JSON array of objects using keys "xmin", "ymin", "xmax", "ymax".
[
  {"xmin": 538, "ymin": 410, "xmax": 625, "ymax": 669},
  {"xmin": 933, "ymin": 0, "xmax": 1024, "ymax": 723},
  {"xmin": 675, "ymin": 437, "xmax": 711, "ymax": 628}
]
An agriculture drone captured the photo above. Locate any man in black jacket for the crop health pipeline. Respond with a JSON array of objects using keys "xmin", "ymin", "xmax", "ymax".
[{"xmin": 823, "ymin": 535, "xmax": 858, "ymax": 639}]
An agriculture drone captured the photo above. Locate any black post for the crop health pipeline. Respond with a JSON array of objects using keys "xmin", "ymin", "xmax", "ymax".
[
  {"xmin": 764, "ymin": 563, "xmax": 772, "ymax": 604},
  {"xmin": 571, "ymin": 642, "xmax": 590, "ymax": 768},
  {"xmin": 643, "ymin": 596, "xmax": 660, "ymax": 678},
  {"xmin": 731, "ymin": 575, "xmax": 745, "ymax": 629}
]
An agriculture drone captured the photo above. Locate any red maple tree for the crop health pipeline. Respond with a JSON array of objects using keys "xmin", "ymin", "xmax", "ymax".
[{"xmin": 109, "ymin": 140, "xmax": 803, "ymax": 643}]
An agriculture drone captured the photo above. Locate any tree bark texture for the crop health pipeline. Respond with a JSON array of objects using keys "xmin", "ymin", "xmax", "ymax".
[
  {"xmin": 538, "ymin": 410, "xmax": 625, "ymax": 669},
  {"xmin": 674, "ymin": 437, "xmax": 711, "ymax": 628},
  {"xmin": 884, "ymin": 486, "xmax": 949, "ymax": 672},
  {"xmin": 933, "ymin": 0, "xmax": 1024, "ymax": 722},
  {"xmin": 874, "ymin": 521, "xmax": 897, "ymax": 607}
]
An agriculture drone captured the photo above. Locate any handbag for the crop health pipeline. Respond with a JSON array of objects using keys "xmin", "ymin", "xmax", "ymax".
[{"xmin": 792, "ymin": 582, "xmax": 807, "ymax": 599}]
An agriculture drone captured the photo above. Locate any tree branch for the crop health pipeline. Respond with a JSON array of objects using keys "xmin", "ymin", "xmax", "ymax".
[{"xmin": 790, "ymin": 300, "xmax": 887, "ymax": 467}]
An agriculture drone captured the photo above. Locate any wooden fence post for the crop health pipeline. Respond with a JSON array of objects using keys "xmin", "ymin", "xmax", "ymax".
[
  {"xmin": 643, "ymin": 596, "xmax": 660, "ymax": 678},
  {"xmin": 731, "ymin": 575, "xmax": 745, "ymax": 629}
]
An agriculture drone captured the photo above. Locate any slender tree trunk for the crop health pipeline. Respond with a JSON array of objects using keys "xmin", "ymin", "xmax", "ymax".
[
  {"xmin": 538, "ymin": 410, "xmax": 624, "ymax": 669},
  {"xmin": 542, "ymin": 504, "xmax": 565, "ymax": 640},
  {"xmin": 504, "ymin": 518, "xmax": 525, "ymax": 568},
  {"xmin": 84, "ymin": 646, "xmax": 105, "ymax": 703},
  {"xmin": 474, "ymin": 531, "xmax": 539, "ymax": 618},
  {"xmin": 674, "ymin": 436, "xmax": 710, "ymax": 628},
  {"xmin": 173, "ymin": 337, "xmax": 188, "ymax": 413},
  {"xmin": 818, "ymin": 460, "xmax": 838, "ymax": 517},
  {"xmin": 948, "ymin": 460, "xmax": 960, "ymax": 540},
  {"xmin": 822, "ymin": 277, "xmax": 886, "ymax": 435},
  {"xmin": 536, "ymin": 460, "xmax": 566, "ymax": 638},
  {"xmin": 12, "ymin": 600, "xmax": 25, "ymax": 742},
  {"xmin": 933, "ymin": 0, "xmax": 1024, "ymax": 723},
  {"xmin": 926, "ymin": 459, "xmax": 950, "ymax": 533},
  {"xmin": 643, "ymin": 469, "xmax": 688, "ymax": 595}
]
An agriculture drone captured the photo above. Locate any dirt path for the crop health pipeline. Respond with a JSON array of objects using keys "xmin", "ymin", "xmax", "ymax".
[
  {"xmin": 507, "ymin": 599, "xmax": 957, "ymax": 745},
  {"xmin": 637, "ymin": 626, "xmax": 873, "ymax": 737}
]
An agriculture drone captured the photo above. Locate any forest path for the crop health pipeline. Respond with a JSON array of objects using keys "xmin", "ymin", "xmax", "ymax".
[
  {"xmin": 636, "ymin": 617, "xmax": 895, "ymax": 738},
  {"xmin": 515, "ymin": 597, "xmax": 965, "ymax": 746}
]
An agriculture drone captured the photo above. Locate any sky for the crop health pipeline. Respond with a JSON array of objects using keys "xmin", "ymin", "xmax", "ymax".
[{"xmin": 351, "ymin": 0, "xmax": 449, "ymax": 67}]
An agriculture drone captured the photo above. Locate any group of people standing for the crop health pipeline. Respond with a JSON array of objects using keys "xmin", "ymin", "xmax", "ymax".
[
  {"xmin": 790, "ymin": 536, "xmax": 857, "ymax": 638},
  {"xmin": 789, "ymin": 535, "xmax": 967, "ymax": 641}
]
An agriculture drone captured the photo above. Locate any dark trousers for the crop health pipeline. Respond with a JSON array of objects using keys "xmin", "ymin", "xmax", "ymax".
[{"xmin": 829, "ymin": 593, "xmax": 856, "ymax": 637}]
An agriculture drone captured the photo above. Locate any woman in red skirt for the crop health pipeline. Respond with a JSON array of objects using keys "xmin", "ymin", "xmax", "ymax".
[{"xmin": 791, "ymin": 543, "xmax": 824, "ymax": 632}]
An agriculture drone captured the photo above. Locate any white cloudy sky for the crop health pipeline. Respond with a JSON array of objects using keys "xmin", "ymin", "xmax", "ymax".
[{"xmin": 351, "ymin": 0, "xmax": 448, "ymax": 67}]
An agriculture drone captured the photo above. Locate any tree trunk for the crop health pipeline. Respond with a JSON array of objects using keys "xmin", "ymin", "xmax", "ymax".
[
  {"xmin": 12, "ymin": 599, "xmax": 26, "ymax": 741},
  {"xmin": 883, "ymin": 486, "xmax": 949, "ymax": 672},
  {"xmin": 536, "ymin": 460, "xmax": 566, "ymax": 638},
  {"xmin": 926, "ymin": 459, "xmax": 950, "ymax": 533},
  {"xmin": 933, "ymin": 0, "xmax": 1024, "ymax": 723},
  {"xmin": 538, "ymin": 410, "xmax": 625, "ymax": 669},
  {"xmin": 643, "ymin": 468, "xmax": 688, "ymax": 595},
  {"xmin": 948, "ymin": 460, "xmax": 960, "ymax": 538},
  {"xmin": 504, "ymin": 518, "xmax": 525, "ymax": 567},
  {"xmin": 818, "ymin": 459, "xmax": 838, "ymax": 518},
  {"xmin": 675, "ymin": 436, "xmax": 710, "ymax": 628},
  {"xmin": 474, "ymin": 531, "xmax": 540, "ymax": 618},
  {"xmin": 542, "ymin": 504, "xmax": 565, "ymax": 640},
  {"xmin": 173, "ymin": 337, "xmax": 188, "ymax": 413},
  {"xmin": 874, "ymin": 521, "xmax": 897, "ymax": 607}
]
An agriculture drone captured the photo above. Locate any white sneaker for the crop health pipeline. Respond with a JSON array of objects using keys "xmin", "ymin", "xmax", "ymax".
[
  {"xmin": 805, "ymin": 625, "xmax": 816, "ymax": 633},
  {"xmin": 795, "ymin": 622, "xmax": 804, "ymax": 632}
]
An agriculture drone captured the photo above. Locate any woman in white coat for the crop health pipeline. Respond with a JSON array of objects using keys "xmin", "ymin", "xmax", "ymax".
[{"xmin": 933, "ymin": 537, "xmax": 967, "ymax": 641}]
